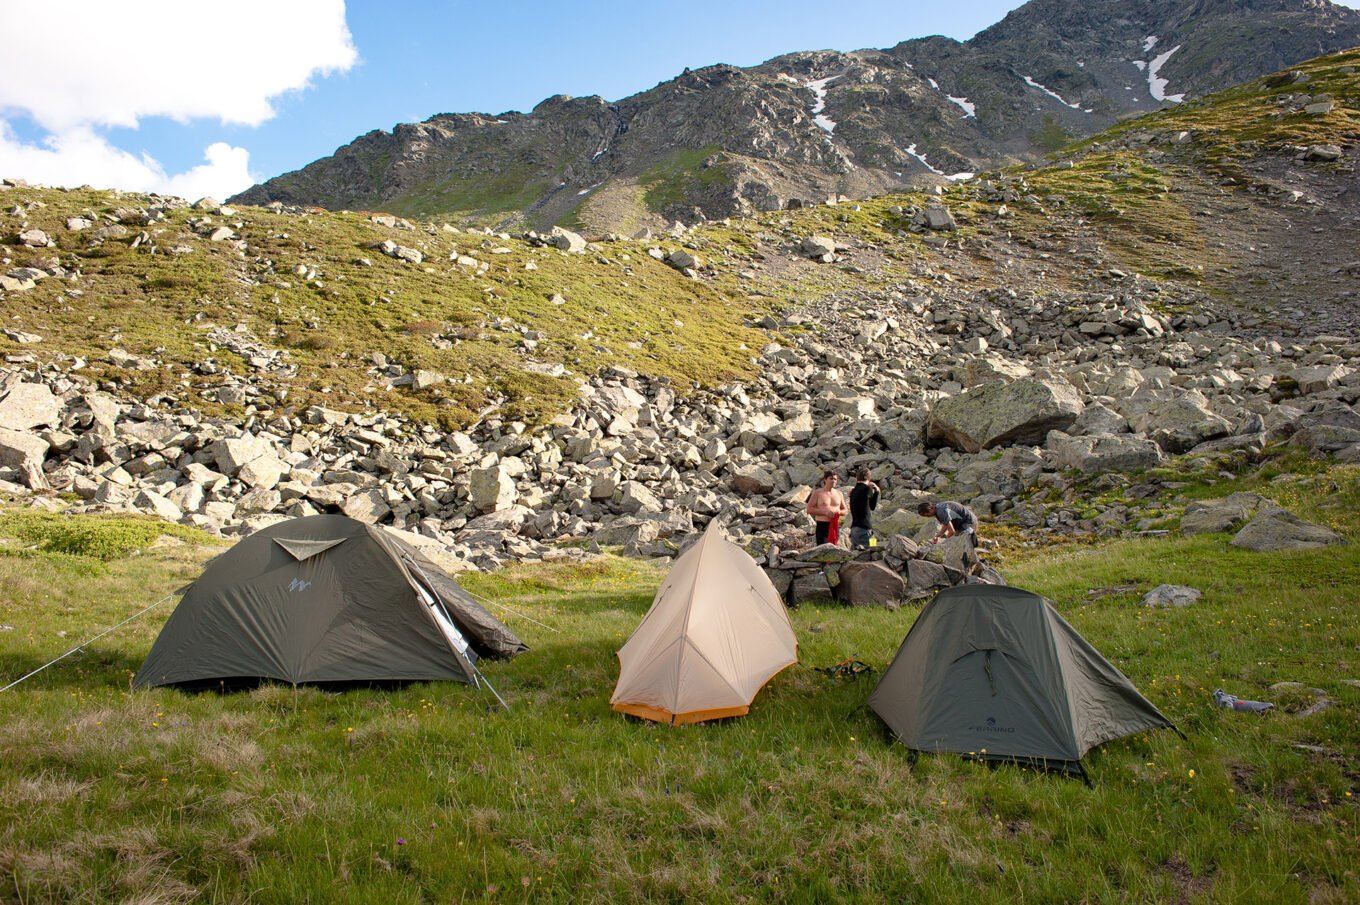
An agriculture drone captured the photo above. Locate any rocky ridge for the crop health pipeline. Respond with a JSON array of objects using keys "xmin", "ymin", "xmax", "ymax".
[{"xmin": 230, "ymin": 0, "xmax": 1360, "ymax": 231}]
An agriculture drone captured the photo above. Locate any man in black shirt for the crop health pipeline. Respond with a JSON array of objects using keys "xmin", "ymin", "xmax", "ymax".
[
  {"xmin": 918, "ymin": 499, "xmax": 981, "ymax": 571},
  {"xmin": 848, "ymin": 467, "xmax": 880, "ymax": 550}
]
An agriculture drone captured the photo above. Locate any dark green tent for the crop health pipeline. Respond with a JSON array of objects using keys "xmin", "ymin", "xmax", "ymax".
[
  {"xmin": 134, "ymin": 515, "xmax": 526, "ymax": 689},
  {"xmin": 868, "ymin": 584, "xmax": 1175, "ymax": 778}
]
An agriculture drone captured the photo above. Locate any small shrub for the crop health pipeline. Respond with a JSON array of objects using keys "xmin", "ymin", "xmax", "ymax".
[
  {"xmin": 402, "ymin": 319, "xmax": 444, "ymax": 336},
  {"xmin": 283, "ymin": 330, "xmax": 339, "ymax": 351},
  {"xmin": 0, "ymin": 511, "xmax": 212, "ymax": 561}
]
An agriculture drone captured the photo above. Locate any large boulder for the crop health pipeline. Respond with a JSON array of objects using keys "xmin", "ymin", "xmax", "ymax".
[
  {"xmin": 1047, "ymin": 431, "xmax": 1163, "ymax": 474},
  {"xmin": 469, "ymin": 464, "xmax": 517, "ymax": 512},
  {"xmin": 907, "ymin": 558, "xmax": 959, "ymax": 593},
  {"xmin": 1290, "ymin": 404, "xmax": 1360, "ymax": 455},
  {"xmin": 0, "ymin": 426, "xmax": 49, "ymax": 488},
  {"xmin": 1230, "ymin": 507, "xmax": 1342, "ymax": 552},
  {"xmin": 549, "ymin": 228, "xmax": 587, "ymax": 253},
  {"xmin": 835, "ymin": 561, "xmax": 906, "ymax": 606},
  {"xmin": 618, "ymin": 481, "xmax": 662, "ymax": 515},
  {"xmin": 928, "ymin": 378, "xmax": 1084, "ymax": 452},
  {"xmin": 1128, "ymin": 393, "xmax": 1232, "ymax": 453},
  {"xmin": 1181, "ymin": 492, "xmax": 1266, "ymax": 535},
  {"xmin": 730, "ymin": 464, "xmax": 775, "ymax": 495},
  {"xmin": 340, "ymin": 488, "xmax": 391, "ymax": 524},
  {"xmin": 210, "ymin": 435, "xmax": 274, "ymax": 476},
  {"xmin": 0, "ymin": 382, "xmax": 61, "ymax": 431}
]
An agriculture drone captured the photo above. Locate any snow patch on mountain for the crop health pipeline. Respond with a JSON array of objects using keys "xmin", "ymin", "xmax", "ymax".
[
  {"xmin": 1022, "ymin": 76, "xmax": 1093, "ymax": 113},
  {"xmin": 1146, "ymin": 46, "xmax": 1186, "ymax": 102},
  {"xmin": 947, "ymin": 95, "xmax": 977, "ymax": 118},
  {"xmin": 806, "ymin": 76, "xmax": 839, "ymax": 134},
  {"xmin": 904, "ymin": 144, "xmax": 972, "ymax": 181}
]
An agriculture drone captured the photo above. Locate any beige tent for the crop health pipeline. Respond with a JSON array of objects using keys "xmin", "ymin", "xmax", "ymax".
[{"xmin": 611, "ymin": 521, "xmax": 798, "ymax": 724}]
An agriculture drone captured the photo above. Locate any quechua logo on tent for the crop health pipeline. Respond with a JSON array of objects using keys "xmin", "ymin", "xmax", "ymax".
[{"xmin": 288, "ymin": 578, "xmax": 312, "ymax": 592}]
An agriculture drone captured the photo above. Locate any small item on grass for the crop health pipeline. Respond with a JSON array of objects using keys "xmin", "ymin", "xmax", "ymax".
[
  {"xmin": 1213, "ymin": 689, "xmax": 1274, "ymax": 712},
  {"xmin": 820, "ymin": 658, "xmax": 875, "ymax": 681}
]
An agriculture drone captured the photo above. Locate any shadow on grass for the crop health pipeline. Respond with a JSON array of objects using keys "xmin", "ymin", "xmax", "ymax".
[{"xmin": 0, "ymin": 646, "xmax": 146, "ymax": 692}]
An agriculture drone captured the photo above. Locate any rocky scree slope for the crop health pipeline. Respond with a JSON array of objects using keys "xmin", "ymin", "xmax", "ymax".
[
  {"xmin": 230, "ymin": 0, "xmax": 1360, "ymax": 232},
  {"xmin": 2, "ymin": 51, "xmax": 1358, "ymax": 580}
]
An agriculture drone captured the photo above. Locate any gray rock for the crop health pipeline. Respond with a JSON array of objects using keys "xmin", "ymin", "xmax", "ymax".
[
  {"xmin": 1132, "ymin": 394, "xmax": 1233, "ymax": 453},
  {"xmin": 238, "ymin": 454, "xmax": 287, "ymax": 490},
  {"xmin": 0, "ymin": 426, "xmax": 48, "ymax": 489},
  {"xmin": 1181, "ymin": 492, "xmax": 1265, "ymax": 535},
  {"xmin": 132, "ymin": 490, "xmax": 183, "ymax": 523},
  {"xmin": 469, "ymin": 464, "xmax": 517, "ymax": 512},
  {"xmin": 1070, "ymin": 402, "xmax": 1128, "ymax": 436},
  {"xmin": 796, "ymin": 544, "xmax": 858, "ymax": 564},
  {"xmin": 211, "ymin": 435, "xmax": 273, "ymax": 476},
  {"xmin": 1303, "ymin": 144, "xmax": 1342, "ymax": 161},
  {"xmin": 919, "ymin": 206, "xmax": 957, "ymax": 230},
  {"xmin": 340, "ymin": 488, "xmax": 391, "ymax": 524},
  {"xmin": 550, "ymin": 228, "xmax": 587, "ymax": 253},
  {"xmin": 1047, "ymin": 431, "xmax": 1163, "ymax": 474},
  {"xmin": 835, "ymin": 561, "xmax": 905, "ymax": 606},
  {"xmin": 1230, "ymin": 507, "xmax": 1342, "ymax": 552},
  {"xmin": 665, "ymin": 249, "xmax": 701, "ymax": 270},
  {"xmin": 730, "ymin": 464, "xmax": 775, "ymax": 495},
  {"xmin": 789, "ymin": 570, "xmax": 834, "ymax": 605},
  {"xmin": 800, "ymin": 235, "xmax": 837, "ymax": 260},
  {"xmin": 618, "ymin": 481, "xmax": 662, "ymax": 514},
  {"xmin": 17, "ymin": 228, "xmax": 51, "ymax": 247},
  {"xmin": 907, "ymin": 558, "xmax": 959, "ymax": 592},
  {"xmin": 1142, "ymin": 584, "xmax": 1202, "ymax": 607},
  {"xmin": 0, "ymin": 382, "xmax": 60, "ymax": 431},
  {"xmin": 929, "ymin": 378, "xmax": 1084, "ymax": 452},
  {"xmin": 1293, "ymin": 364, "xmax": 1350, "ymax": 395},
  {"xmin": 235, "ymin": 487, "xmax": 282, "ymax": 516}
]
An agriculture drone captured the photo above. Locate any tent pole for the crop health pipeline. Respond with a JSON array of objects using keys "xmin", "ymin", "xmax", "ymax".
[
  {"xmin": 0, "ymin": 591, "xmax": 178, "ymax": 693},
  {"xmin": 473, "ymin": 664, "xmax": 510, "ymax": 711}
]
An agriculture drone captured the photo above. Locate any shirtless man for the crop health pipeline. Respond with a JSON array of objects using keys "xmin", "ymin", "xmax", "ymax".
[{"xmin": 807, "ymin": 471, "xmax": 849, "ymax": 546}]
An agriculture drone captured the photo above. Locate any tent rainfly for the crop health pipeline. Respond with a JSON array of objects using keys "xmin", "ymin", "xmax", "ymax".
[
  {"xmin": 611, "ymin": 521, "xmax": 798, "ymax": 724},
  {"xmin": 868, "ymin": 584, "xmax": 1176, "ymax": 779},
  {"xmin": 134, "ymin": 515, "xmax": 526, "ymax": 689}
]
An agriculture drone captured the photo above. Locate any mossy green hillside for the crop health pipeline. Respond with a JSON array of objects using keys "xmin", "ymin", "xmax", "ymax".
[
  {"xmin": 640, "ymin": 145, "xmax": 730, "ymax": 215},
  {"xmin": 0, "ymin": 187, "xmax": 764, "ymax": 426},
  {"xmin": 1076, "ymin": 47, "xmax": 1360, "ymax": 166}
]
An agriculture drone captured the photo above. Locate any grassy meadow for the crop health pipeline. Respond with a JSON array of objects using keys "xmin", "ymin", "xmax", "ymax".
[{"xmin": 0, "ymin": 463, "xmax": 1357, "ymax": 904}]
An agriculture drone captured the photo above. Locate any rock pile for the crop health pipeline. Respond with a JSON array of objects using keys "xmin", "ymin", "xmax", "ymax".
[{"xmin": 0, "ymin": 262, "xmax": 1352, "ymax": 580}]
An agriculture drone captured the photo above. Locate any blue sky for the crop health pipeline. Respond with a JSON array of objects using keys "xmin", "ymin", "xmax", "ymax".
[{"xmin": 1, "ymin": 1, "xmax": 1356, "ymax": 199}]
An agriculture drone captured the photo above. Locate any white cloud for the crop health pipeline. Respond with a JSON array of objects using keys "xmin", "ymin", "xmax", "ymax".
[
  {"xmin": 0, "ymin": 1, "xmax": 356, "ymax": 130},
  {"xmin": 0, "ymin": 0, "xmax": 355, "ymax": 197},
  {"xmin": 0, "ymin": 124, "xmax": 255, "ymax": 199}
]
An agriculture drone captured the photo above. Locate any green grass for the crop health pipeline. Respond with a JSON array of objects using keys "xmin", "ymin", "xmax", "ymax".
[
  {"xmin": 1, "ymin": 466, "xmax": 1357, "ymax": 903},
  {"xmin": 641, "ymin": 146, "xmax": 730, "ymax": 215}
]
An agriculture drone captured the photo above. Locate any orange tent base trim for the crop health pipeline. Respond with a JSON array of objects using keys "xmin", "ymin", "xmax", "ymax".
[{"xmin": 612, "ymin": 702, "xmax": 752, "ymax": 725}]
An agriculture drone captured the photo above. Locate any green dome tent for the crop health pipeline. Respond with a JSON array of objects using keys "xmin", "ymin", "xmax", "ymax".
[
  {"xmin": 134, "ymin": 515, "xmax": 526, "ymax": 690},
  {"xmin": 868, "ymin": 584, "xmax": 1176, "ymax": 779}
]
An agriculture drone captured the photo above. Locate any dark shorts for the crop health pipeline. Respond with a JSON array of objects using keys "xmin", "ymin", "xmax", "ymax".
[
  {"xmin": 850, "ymin": 526, "xmax": 872, "ymax": 550},
  {"xmin": 815, "ymin": 521, "xmax": 832, "ymax": 546}
]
